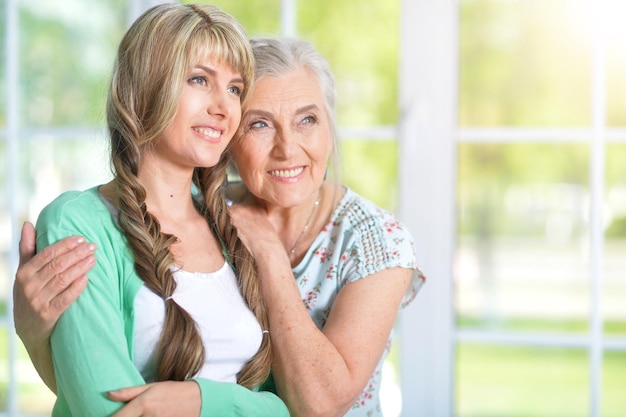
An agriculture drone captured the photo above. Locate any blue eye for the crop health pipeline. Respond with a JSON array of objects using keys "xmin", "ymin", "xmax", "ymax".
[
  {"xmin": 302, "ymin": 115, "xmax": 317, "ymax": 124},
  {"xmin": 228, "ymin": 85, "xmax": 243, "ymax": 97},
  {"xmin": 189, "ymin": 75, "xmax": 207, "ymax": 85},
  {"xmin": 250, "ymin": 120, "xmax": 268, "ymax": 129}
]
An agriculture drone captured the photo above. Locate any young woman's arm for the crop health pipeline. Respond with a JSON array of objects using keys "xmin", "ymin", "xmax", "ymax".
[
  {"xmin": 16, "ymin": 214, "xmax": 288, "ymax": 417},
  {"xmin": 108, "ymin": 380, "xmax": 289, "ymax": 417}
]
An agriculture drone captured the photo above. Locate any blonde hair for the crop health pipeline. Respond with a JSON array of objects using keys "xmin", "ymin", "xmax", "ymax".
[{"xmin": 106, "ymin": 3, "xmax": 269, "ymax": 388}]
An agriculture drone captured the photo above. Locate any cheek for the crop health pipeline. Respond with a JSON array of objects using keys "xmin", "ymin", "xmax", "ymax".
[
  {"xmin": 233, "ymin": 142, "xmax": 260, "ymax": 175},
  {"xmin": 315, "ymin": 134, "xmax": 334, "ymax": 163},
  {"xmin": 231, "ymin": 106, "xmax": 242, "ymax": 128}
]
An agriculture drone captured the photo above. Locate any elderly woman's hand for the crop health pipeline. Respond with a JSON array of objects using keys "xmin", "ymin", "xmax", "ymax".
[
  {"xmin": 228, "ymin": 204, "xmax": 286, "ymax": 259},
  {"xmin": 14, "ymin": 221, "xmax": 96, "ymax": 344},
  {"xmin": 13, "ymin": 221, "xmax": 96, "ymax": 391}
]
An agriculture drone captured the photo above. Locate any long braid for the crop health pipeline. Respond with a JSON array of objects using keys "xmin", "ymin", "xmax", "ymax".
[
  {"xmin": 194, "ymin": 154, "xmax": 271, "ymax": 389},
  {"xmin": 109, "ymin": 123, "xmax": 205, "ymax": 381},
  {"xmin": 106, "ymin": 2, "xmax": 268, "ymax": 385}
]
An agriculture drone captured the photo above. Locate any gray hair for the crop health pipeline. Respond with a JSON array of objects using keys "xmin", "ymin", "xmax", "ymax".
[{"xmin": 249, "ymin": 37, "xmax": 342, "ymax": 180}]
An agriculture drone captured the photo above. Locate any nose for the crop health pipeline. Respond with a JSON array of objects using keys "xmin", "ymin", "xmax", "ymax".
[
  {"xmin": 207, "ymin": 89, "xmax": 234, "ymax": 120},
  {"xmin": 271, "ymin": 128, "xmax": 298, "ymax": 159}
]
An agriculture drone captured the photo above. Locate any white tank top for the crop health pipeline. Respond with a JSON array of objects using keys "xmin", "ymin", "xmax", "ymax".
[{"xmin": 132, "ymin": 261, "xmax": 262, "ymax": 382}]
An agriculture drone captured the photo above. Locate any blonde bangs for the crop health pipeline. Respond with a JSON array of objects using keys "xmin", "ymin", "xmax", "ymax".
[{"xmin": 188, "ymin": 25, "xmax": 255, "ymax": 103}]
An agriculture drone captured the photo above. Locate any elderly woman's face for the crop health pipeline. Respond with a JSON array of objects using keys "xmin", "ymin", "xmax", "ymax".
[{"xmin": 233, "ymin": 66, "xmax": 333, "ymax": 208}]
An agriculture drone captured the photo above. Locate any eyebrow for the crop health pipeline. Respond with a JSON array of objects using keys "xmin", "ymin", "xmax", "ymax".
[
  {"xmin": 243, "ymin": 109, "xmax": 273, "ymax": 120},
  {"xmin": 296, "ymin": 104, "xmax": 320, "ymax": 114},
  {"xmin": 194, "ymin": 64, "xmax": 245, "ymax": 85},
  {"xmin": 244, "ymin": 104, "xmax": 320, "ymax": 120}
]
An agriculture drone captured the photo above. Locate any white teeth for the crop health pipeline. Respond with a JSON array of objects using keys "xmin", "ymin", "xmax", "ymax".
[
  {"xmin": 194, "ymin": 127, "xmax": 221, "ymax": 139},
  {"xmin": 271, "ymin": 167, "xmax": 304, "ymax": 178}
]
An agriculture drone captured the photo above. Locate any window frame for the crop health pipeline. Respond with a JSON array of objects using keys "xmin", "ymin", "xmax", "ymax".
[
  {"xmin": 397, "ymin": 1, "xmax": 457, "ymax": 415},
  {"xmin": 397, "ymin": 1, "xmax": 626, "ymax": 416}
]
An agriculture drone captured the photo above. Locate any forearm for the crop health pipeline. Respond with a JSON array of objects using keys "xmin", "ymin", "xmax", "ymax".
[
  {"xmin": 255, "ymin": 251, "xmax": 360, "ymax": 416},
  {"xmin": 194, "ymin": 378, "xmax": 289, "ymax": 417},
  {"xmin": 229, "ymin": 205, "xmax": 380, "ymax": 415},
  {"xmin": 24, "ymin": 340, "xmax": 57, "ymax": 393}
]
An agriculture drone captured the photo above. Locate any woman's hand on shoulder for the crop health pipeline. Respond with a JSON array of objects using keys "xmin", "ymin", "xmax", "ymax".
[
  {"xmin": 13, "ymin": 221, "xmax": 96, "ymax": 345},
  {"xmin": 228, "ymin": 203, "xmax": 284, "ymax": 259},
  {"xmin": 109, "ymin": 381, "xmax": 201, "ymax": 417}
]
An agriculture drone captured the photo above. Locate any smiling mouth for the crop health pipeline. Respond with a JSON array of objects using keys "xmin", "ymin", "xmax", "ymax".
[
  {"xmin": 193, "ymin": 127, "xmax": 221, "ymax": 139},
  {"xmin": 270, "ymin": 167, "xmax": 304, "ymax": 178}
]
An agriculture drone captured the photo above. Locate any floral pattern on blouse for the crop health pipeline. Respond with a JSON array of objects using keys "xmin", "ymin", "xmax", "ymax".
[{"xmin": 292, "ymin": 188, "xmax": 425, "ymax": 417}]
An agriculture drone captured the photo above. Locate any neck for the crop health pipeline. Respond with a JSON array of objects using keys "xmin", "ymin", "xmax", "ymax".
[
  {"xmin": 138, "ymin": 158, "xmax": 199, "ymax": 222},
  {"xmin": 288, "ymin": 189, "xmax": 322, "ymax": 256}
]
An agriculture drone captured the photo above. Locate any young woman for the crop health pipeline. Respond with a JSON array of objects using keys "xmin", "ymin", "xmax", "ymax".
[{"xmin": 19, "ymin": 4, "xmax": 287, "ymax": 416}]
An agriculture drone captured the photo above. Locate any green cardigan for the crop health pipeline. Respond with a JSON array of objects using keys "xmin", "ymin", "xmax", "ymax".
[{"xmin": 36, "ymin": 187, "xmax": 288, "ymax": 417}]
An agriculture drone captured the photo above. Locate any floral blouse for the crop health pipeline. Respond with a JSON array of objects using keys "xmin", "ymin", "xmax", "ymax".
[{"xmin": 292, "ymin": 187, "xmax": 425, "ymax": 416}]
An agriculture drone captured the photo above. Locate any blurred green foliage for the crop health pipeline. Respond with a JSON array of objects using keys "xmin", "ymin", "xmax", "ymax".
[
  {"xmin": 457, "ymin": 143, "xmax": 589, "ymax": 237},
  {"xmin": 0, "ymin": 9, "xmax": 5, "ymax": 128},
  {"xmin": 457, "ymin": 344, "xmax": 626, "ymax": 417},
  {"xmin": 18, "ymin": 1, "xmax": 126, "ymax": 127},
  {"xmin": 184, "ymin": 0, "xmax": 281, "ymax": 35}
]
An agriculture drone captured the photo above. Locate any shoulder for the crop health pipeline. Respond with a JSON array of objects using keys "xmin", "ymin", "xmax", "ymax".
[
  {"xmin": 35, "ymin": 186, "xmax": 119, "ymax": 248},
  {"xmin": 329, "ymin": 187, "xmax": 416, "ymax": 262},
  {"xmin": 38, "ymin": 187, "xmax": 107, "ymax": 221},
  {"xmin": 332, "ymin": 188, "xmax": 425, "ymax": 306},
  {"xmin": 333, "ymin": 188, "xmax": 414, "ymax": 241}
]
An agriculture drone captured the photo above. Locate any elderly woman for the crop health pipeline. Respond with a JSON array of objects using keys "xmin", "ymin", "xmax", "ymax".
[{"xmin": 14, "ymin": 37, "xmax": 424, "ymax": 417}]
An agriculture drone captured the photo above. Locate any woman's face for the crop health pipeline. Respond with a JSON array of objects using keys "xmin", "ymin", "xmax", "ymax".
[
  {"xmin": 233, "ymin": 67, "xmax": 333, "ymax": 208},
  {"xmin": 155, "ymin": 56, "xmax": 244, "ymax": 171}
]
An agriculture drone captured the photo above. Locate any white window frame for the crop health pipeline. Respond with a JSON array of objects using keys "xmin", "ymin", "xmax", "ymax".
[
  {"xmin": 397, "ymin": 1, "xmax": 457, "ymax": 416},
  {"xmin": 397, "ymin": 1, "xmax": 626, "ymax": 416}
]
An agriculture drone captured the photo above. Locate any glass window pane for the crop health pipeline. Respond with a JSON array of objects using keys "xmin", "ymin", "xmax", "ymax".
[
  {"xmin": 0, "ymin": 141, "xmax": 9, "ymax": 282},
  {"xmin": 19, "ymin": 0, "xmax": 126, "ymax": 127},
  {"xmin": 457, "ymin": 344, "xmax": 588, "ymax": 417},
  {"xmin": 341, "ymin": 139, "xmax": 398, "ymax": 211},
  {"xmin": 607, "ymin": 50, "xmax": 626, "ymax": 127},
  {"xmin": 0, "ymin": 3, "xmax": 6, "ymax": 129},
  {"xmin": 459, "ymin": 0, "xmax": 591, "ymax": 127},
  {"xmin": 299, "ymin": 0, "xmax": 400, "ymax": 126},
  {"xmin": 15, "ymin": 338, "xmax": 56, "ymax": 414},
  {"xmin": 456, "ymin": 143, "xmax": 590, "ymax": 332},
  {"xmin": 0, "ymin": 329, "xmax": 55, "ymax": 414},
  {"xmin": 190, "ymin": 0, "xmax": 281, "ymax": 35},
  {"xmin": 605, "ymin": 144, "xmax": 626, "ymax": 336},
  {"xmin": 602, "ymin": 351, "xmax": 626, "ymax": 417},
  {"xmin": 22, "ymin": 134, "xmax": 111, "ymax": 219},
  {"xmin": 605, "ymin": 2, "xmax": 626, "ymax": 126},
  {"xmin": 0, "ymin": 327, "xmax": 5, "ymax": 412}
]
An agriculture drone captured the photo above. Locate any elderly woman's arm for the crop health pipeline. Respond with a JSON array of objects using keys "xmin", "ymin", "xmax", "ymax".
[
  {"xmin": 13, "ymin": 222, "xmax": 95, "ymax": 393},
  {"xmin": 263, "ymin": 260, "xmax": 410, "ymax": 417},
  {"xmin": 230, "ymin": 205, "xmax": 412, "ymax": 417}
]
